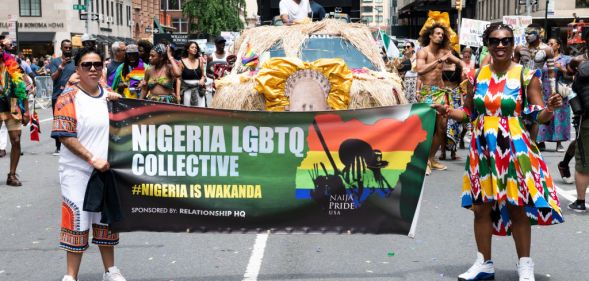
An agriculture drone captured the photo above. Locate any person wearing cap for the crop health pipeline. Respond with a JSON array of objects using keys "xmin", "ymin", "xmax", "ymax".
[
  {"xmin": 81, "ymin": 34, "xmax": 97, "ymax": 50},
  {"xmin": 208, "ymin": 36, "xmax": 229, "ymax": 78},
  {"xmin": 110, "ymin": 44, "xmax": 145, "ymax": 99}
]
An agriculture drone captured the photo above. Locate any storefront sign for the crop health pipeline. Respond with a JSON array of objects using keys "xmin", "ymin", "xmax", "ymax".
[{"xmin": 0, "ymin": 22, "xmax": 64, "ymax": 29}]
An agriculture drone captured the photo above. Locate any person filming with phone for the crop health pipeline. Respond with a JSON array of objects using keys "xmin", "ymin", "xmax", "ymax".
[{"xmin": 50, "ymin": 39, "xmax": 76, "ymax": 156}]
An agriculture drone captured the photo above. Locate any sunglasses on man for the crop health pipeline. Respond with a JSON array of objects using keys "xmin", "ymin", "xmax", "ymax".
[
  {"xmin": 488, "ymin": 37, "xmax": 514, "ymax": 48},
  {"xmin": 79, "ymin": 61, "xmax": 103, "ymax": 71}
]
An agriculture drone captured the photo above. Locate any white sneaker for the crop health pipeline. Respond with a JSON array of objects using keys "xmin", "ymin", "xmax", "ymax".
[
  {"xmin": 102, "ymin": 266, "xmax": 126, "ymax": 281},
  {"xmin": 458, "ymin": 252, "xmax": 495, "ymax": 281},
  {"xmin": 562, "ymin": 176, "xmax": 574, "ymax": 184},
  {"xmin": 517, "ymin": 257, "xmax": 535, "ymax": 281},
  {"xmin": 62, "ymin": 276, "xmax": 76, "ymax": 281}
]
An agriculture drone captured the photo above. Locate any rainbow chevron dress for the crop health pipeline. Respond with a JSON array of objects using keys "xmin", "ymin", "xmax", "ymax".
[{"xmin": 462, "ymin": 64, "xmax": 563, "ymax": 236}]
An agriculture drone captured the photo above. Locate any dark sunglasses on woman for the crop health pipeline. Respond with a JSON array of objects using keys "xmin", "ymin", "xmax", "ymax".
[
  {"xmin": 488, "ymin": 37, "xmax": 514, "ymax": 48},
  {"xmin": 79, "ymin": 61, "xmax": 103, "ymax": 71}
]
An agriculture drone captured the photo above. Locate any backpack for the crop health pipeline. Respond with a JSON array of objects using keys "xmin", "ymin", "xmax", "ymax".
[{"xmin": 572, "ymin": 60, "xmax": 589, "ymax": 114}]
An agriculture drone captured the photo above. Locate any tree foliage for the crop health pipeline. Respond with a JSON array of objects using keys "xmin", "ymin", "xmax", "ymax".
[{"xmin": 183, "ymin": 0, "xmax": 246, "ymax": 36}]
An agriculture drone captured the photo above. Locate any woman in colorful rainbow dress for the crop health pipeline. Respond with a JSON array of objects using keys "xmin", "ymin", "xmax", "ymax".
[
  {"xmin": 432, "ymin": 23, "xmax": 564, "ymax": 281},
  {"xmin": 140, "ymin": 43, "xmax": 181, "ymax": 104}
]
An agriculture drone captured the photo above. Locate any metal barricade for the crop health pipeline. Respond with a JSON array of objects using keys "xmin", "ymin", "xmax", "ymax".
[
  {"xmin": 403, "ymin": 72, "xmax": 418, "ymax": 103},
  {"xmin": 34, "ymin": 76, "xmax": 53, "ymax": 109}
]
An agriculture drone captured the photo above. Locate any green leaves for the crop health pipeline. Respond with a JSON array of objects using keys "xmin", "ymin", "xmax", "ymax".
[{"xmin": 183, "ymin": 0, "xmax": 246, "ymax": 36}]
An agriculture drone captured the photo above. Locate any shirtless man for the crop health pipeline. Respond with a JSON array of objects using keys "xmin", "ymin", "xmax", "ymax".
[
  {"xmin": 416, "ymin": 23, "xmax": 468, "ymax": 175},
  {"xmin": 563, "ymin": 31, "xmax": 589, "ymax": 212},
  {"xmin": 514, "ymin": 23, "xmax": 555, "ymax": 148}
]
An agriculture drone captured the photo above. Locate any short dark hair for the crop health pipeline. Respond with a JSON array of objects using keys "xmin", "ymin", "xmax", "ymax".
[
  {"xmin": 419, "ymin": 23, "xmax": 450, "ymax": 49},
  {"xmin": 61, "ymin": 39, "xmax": 72, "ymax": 48},
  {"xmin": 138, "ymin": 40, "xmax": 153, "ymax": 52},
  {"xmin": 74, "ymin": 47, "xmax": 104, "ymax": 66},
  {"xmin": 527, "ymin": 23, "xmax": 543, "ymax": 30},
  {"xmin": 407, "ymin": 41, "xmax": 415, "ymax": 48},
  {"xmin": 482, "ymin": 23, "xmax": 514, "ymax": 47},
  {"xmin": 182, "ymin": 41, "xmax": 201, "ymax": 58}
]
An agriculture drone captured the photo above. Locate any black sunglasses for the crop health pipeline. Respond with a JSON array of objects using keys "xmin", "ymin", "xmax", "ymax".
[
  {"xmin": 488, "ymin": 37, "xmax": 514, "ymax": 48},
  {"xmin": 79, "ymin": 61, "xmax": 103, "ymax": 71}
]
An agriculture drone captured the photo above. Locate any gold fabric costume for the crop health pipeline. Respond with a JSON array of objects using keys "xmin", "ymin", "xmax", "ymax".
[
  {"xmin": 254, "ymin": 58, "xmax": 352, "ymax": 111},
  {"xmin": 419, "ymin": 11, "xmax": 460, "ymax": 53}
]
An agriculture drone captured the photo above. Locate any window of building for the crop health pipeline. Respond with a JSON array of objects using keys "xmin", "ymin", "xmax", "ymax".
[
  {"xmin": 577, "ymin": 0, "xmax": 589, "ymax": 8},
  {"xmin": 362, "ymin": 16, "xmax": 373, "ymax": 23},
  {"xmin": 375, "ymin": 6, "xmax": 383, "ymax": 13},
  {"xmin": 362, "ymin": 6, "xmax": 373, "ymax": 13},
  {"xmin": 162, "ymin": 0, "xmax": 182, "ymax": 10},
  {"xmin": 375, "ymin": 0, "xmax": 383, "ymax": 3},
  {"xmin": 19, "ymin": 0, "xmax": 41, "ymax": 17},
  {"xmin": 376, "ymin": 15, "xmax": 383, "ymax": 23},
  {"xmin": 172, "ymin": 18, "xmax": 188, "ymax": 33},
  {"xmin": 362, "ymin": 0, "xmax": 372, "ymax": 3},
  {"xmin": 127, "ymin": 5, "xmax": 131, "ymax": 26}
]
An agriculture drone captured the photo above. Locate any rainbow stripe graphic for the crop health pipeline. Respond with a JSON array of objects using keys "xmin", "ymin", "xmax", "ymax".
[{"xmin": 295, "ymin": 114, "xmax": 428, "ymax": 205}]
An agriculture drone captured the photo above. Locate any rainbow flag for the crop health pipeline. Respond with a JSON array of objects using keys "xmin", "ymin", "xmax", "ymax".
[
  {"xmin": 296, "ymin": 112, "xmax": 429, "ymax": 208},
  {"xmin": 241, "ymin": 44, "xmax": 259, "ymax": 69}
]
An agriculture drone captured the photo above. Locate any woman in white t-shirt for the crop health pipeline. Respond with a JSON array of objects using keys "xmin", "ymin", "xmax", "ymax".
[{"xmin": 51, "ymin": 47, "xmax": 126, "ymax": 281}]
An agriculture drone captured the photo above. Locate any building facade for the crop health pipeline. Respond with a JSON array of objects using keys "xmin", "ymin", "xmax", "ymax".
[
  {"xmin": 132, "ymin": 0, "xmax": 160, "ymax": 42},
  {"xmin": 360, "ymin": 0, "xmax": 391, "ymax": 29},
  {"xmin": 0, "ymin": 0, "xmax": 134, "ymax": 57},
  {"xmin": 477, "ymin": 0, "xmax": 589, "ymax": 22},
  {"xmin": 396, "ymin": 0, "xmax": 589, "ymax": 40}
]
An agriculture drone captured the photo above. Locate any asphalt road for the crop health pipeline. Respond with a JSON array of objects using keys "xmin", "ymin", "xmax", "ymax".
[{"xmin": 0, "ymin": 107, "xmax": 588, "ymax": 281}]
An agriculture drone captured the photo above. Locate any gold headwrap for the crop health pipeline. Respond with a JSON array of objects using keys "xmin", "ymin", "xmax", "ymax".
[
  {"xmin": 254, "ymin": 58, "xmax": 352, "ymax": 111},
  {"xmin": 419, "ymin": 11, "xmax": 460, "ymax": 52}
]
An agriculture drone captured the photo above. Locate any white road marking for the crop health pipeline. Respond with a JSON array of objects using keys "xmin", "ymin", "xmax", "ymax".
[
  {"xmin": 242, "ymin": 233, "xmax": 269, "ymax": 281},
  {"xmin": 555, "ymin": 185, "xmax": 576, "ymax": 202}
]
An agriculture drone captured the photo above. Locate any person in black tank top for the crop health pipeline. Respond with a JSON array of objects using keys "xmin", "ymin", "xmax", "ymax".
[{"xmin": 178, "ymin": 41, "xmax": 206, "ymax": 107}]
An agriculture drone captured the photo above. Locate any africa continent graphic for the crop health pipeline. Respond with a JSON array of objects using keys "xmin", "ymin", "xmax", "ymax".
[{"xmin": 295, "ymin": 114, "xmax": 428, "ymax": 207}]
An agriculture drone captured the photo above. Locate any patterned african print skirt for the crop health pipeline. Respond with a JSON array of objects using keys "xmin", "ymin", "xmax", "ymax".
[{"xmin": 146, "ymin": 94, "xmax": 178, "ymax": 104}]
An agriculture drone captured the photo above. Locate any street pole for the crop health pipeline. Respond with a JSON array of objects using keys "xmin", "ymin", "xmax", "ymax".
[
  {"xmin": 86, "ymin": 0, "xmax": 90, "ymax": 35},
  {"xmin": 526, "ymin": 0, "xmax": 531, "ymax": 16},
  {"xmin": 544, "ymin": 0, "xmax": 549, "ymax": 40},
  {"xmin": 457, "ymin": 3, "xmax": 462, "ymax": 37}
]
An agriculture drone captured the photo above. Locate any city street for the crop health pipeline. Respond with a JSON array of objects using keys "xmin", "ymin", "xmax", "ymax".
[{"xmin": 0, "ymin": 107, "xmax": 588, "ymax": 281}]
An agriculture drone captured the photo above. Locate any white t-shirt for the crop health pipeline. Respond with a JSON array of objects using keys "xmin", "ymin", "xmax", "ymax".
[
  {"xmin": 51, "ymin": 86, "xmax": 110, "ymax": 173},
  {"xmin": 279, "ymin": 0, "xmax": 311, "ymax": 22}
]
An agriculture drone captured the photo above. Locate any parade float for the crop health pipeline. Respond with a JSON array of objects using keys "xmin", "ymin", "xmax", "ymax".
[{"xmin": 211, "ymin": 19, "xmax": 406, "ymax": 112}]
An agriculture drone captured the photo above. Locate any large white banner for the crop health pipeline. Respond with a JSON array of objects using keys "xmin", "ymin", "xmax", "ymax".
[
  {"xmin": 503, "ymin": 16, "xmax": 533, "ymax": 46},
  {"xmin": 459, "ymin": 18, "xmax": 490, "ymax": 47}
]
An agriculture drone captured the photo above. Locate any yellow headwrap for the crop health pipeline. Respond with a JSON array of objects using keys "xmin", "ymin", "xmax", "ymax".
[{"xmin": 419, "ymin": 11, "xmax": 460, "ymax": 52}]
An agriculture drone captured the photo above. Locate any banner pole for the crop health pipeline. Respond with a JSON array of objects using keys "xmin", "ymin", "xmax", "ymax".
[{"xmin": 312, "ymin": 119, "xmax": 341, "ymax": 176}]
